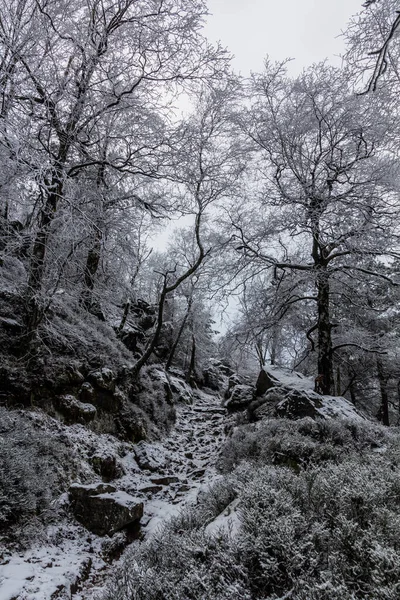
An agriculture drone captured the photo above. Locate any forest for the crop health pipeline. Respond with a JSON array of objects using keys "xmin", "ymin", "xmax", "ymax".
[{"xmin": 2, "ymin": 0, "xmax": 400, "ymax": 599}]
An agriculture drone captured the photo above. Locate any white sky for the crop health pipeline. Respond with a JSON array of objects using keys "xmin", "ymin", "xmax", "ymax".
[
  {"xmin": 158, "ymin": 0, "xmax": 366, "ymax": 257},
  {"xmin": 204, "ymin": 0, "xmax": 364, "ymax": 76}
]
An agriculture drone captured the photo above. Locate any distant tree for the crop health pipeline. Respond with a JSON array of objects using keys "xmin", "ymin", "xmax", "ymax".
[
  {"xmin": 233, "ymin": 61, "xmax": 400, "ymax": 394},
  {"xmin": 131, "ymin": 83, "xmax": 244, "ymax": 376}
]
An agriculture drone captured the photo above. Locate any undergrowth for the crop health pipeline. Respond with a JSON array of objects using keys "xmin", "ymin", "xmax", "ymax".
[{"xmin": 101, "ymin": 418, "xmax": 400, "ymax": 600}]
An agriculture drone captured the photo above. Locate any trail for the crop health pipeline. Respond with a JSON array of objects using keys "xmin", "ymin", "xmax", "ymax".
[
  {"xmin": 0, "ymin": 386, "xmax": 228, "ymax": 600},
  {"xmin": 75, "ymin": 386, "xmax": 228, "ymax": 599}
]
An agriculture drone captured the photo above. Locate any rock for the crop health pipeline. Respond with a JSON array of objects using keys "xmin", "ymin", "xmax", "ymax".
[
  {"xmin": 69, "ymin": 483, "xmax": 143, "ymax": 536},
  {"xmin": 138, "ymin": 485, "xmax": 163, "ymax": 494},
  {"xmin": 117, "ymin": 403, "xmax": 148, "ymax": 443},
  {"xmin": 249, "ymin": 387, "xmax": 289, "ymax": 421},
  {"xmin": 88, "ymin": 368, "xmax": 116, "ymax": 392},
  {"xmin": 224, "ymin": 374, "xmax": 242, "ymax": 399},
  {"xmin": 65, "ymin": 363, "xmax": 85, "ymax": 385},
  {"xmin": 79, "ymin": 382, "xmax": 96, "ymax": 403},
  {"xmin": 150, "ymin": 476, "xmax": 180, "ymax": 485},
  {"xmin": 56, "ymin": 394, "xmax": 96, "ymax": 424},
  {"xmin": 133, "ymin": 441, "xmax": 166, "ymax": 472},
  {"xmin": 202, "ymin": 365, "xmax": 222, "ymax": 391},
  {"xmin": 190, "ymin": 468, "xmax": 206, "ymax": 479},
  {"xmin": 275, "ymin": 389, "xmax": 324, "ymax": 420},
  {"xmin": 255, "ymin": 369, "xmax": 281, "ymax": 396},
  {"xmin": 224, "ymin": 384, "xmax": 254, "ymax": 412},
  {"xmin": 90, "ymin": 453, "xmax": 124, "ymax": 482}
]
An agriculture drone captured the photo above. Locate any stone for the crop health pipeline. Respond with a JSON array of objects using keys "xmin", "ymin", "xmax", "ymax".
[
  {"xmin": 150, "ymin": 476, "xmax": 180, "ymax": 485},
  {"xmin": 118, "ymin": 403, "xmax": 148, "ymax": 443},
  {"xmin": 133, "ymin": 441, "xmax": 166, "ymax": 472},
  {"xmin": 202, "ymin": 365, "xmax": 222, "ymax": 391},
  {"xmin": 79, "ymin": 382, "xmax": 96, "ymax": 403},
  {"xmin": 224, "ymin": 384, "xmax": 254, "ymax": 412},
  {"xmin": 69, "ymin": 483, "xmax": 143, "ymax": 536},
  {"xmin": 65, "ymin": 363, "xmax": 85, "ymax": 385},
  {"xmin": 90, "ymin": 453, "xmax": 124, "ymax": 482},
  {"xmin": 255, "ymin": 369, "xmax": 281, "ymax": 396},
  {"xmin": 88, "ymin": 368, "xmax": 116, "ymax": 392},
  {"xmin": 248, "ymin": 387, "xmax": 289, "ymax": 421},
  {"xmin": 56, "ymin": 394, "xmax": 96, "ymax": 424},
  {"xmin": 138, "ymin": 485, "xmax": 163, "ymax": 494},
  {"xmin": 275, "ymin": 389, "xmax": 324, "ymax": 420}
]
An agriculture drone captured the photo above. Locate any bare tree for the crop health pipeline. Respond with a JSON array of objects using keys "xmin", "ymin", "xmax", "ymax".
[
  {"xmin": 0, "ymin": 0, "xmax": 229, "ymax": 339},
  {"xmin": 234, "ymin": 62, "xmax": 399, "ymax": 394}
]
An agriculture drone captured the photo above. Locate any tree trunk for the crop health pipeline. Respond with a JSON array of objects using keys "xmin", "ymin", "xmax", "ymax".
[
  {"xmin": 316, "ymin": 267, "xmax": 333, "ymax": 395},
  {"xmin": 186, "ymin": 333, "xmax": 197, "ymax": 386},
  {"xmin": 25, "ymin": 175, "xmax": 62, "ymax": 333},
  {"xmin": 80, "ymin": 228, "xmax": 102, "ymax": 313},
  {"xmin": 117, "ymin": 299, "xmax": 131, "ymax": 335},
  {"xmin": 377, "ymin": 357, "xmax": 390, "ymax": 426},
  {"xmin": 166, "ymin": 296, "xmax": 193, "ymax": 371}
]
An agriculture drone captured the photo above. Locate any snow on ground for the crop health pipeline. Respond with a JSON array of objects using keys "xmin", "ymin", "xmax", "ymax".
[
  {"xmin": 204, "ymin": 498, "xmax": 241, "ymax": 538},
  {"xmin": 0, "ymin": 386, "xmax": 229, "ymax": 600},
  {"xmin": 0, "ymin": 523, "xmax": 104, "ymax": 600}
]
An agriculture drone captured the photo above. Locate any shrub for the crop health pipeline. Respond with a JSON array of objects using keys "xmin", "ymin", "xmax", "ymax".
[
  {"xmin": 101, "ymin": 420, "xmax": 400, "ymax": 600},
  {"xmin": 218, "ymin": 417, "xmax": 393, "ymax": 473},
  {"xmin": 0, "ymin": 408, "xmax": 77, "ymax": 533}
]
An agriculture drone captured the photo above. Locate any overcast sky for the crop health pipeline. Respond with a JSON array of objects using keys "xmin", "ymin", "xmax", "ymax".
[{"xmin": 204, "ymin": 0, "xmax": 364, "ymax": 76}]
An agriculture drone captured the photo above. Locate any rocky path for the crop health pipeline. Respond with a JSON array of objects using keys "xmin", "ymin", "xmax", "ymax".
[
  {"xmin": 75, "ymin": 386, "xmax": 228, "ymax": 599},
  {"xmin": 0, "ymin": 386, "xmax": 228, "ymax": 600}
]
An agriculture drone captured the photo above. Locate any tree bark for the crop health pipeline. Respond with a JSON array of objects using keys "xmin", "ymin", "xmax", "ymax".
[
  {"xmin": 377, "ymin": 357, "xmax": 390, "ymax": 426},
  {"xmin": 166, "ymin": 296, "xmax": 193, "ymax": 371},
  {"xmin": 316, "ymin": 267, "xmax": 334, "ymax": 395},
  {"xmin": 80, "ymin": 227, "xmax": 102, "ymax": 313},
  {"xmin": 186, "ymin": 333, "xmax": 197, "ymax": 386},
  {"xmin": 25, "ymin": 172, "xmax": 62, "ymax": 333}
]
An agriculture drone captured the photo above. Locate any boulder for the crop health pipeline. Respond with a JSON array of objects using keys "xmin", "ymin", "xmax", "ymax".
[
  {"xmin": 224, "ymin": 384, "xmax": 254, "ymax": 412},
  {"xmin": 202, "ymin": 365, "xmax": 222, "ymax": 391},
  {"xmin": 134, "ymin": 441, "xmax": 166, "ymax": 472},
  {"xmin": 69, "ymin": 483, "xmax": 143, "ymax": 536},
  {"xmin": 79, "ymin": 382, "xmax": 96, "ymax": 403},
  {"xmin": 151, "ymin": 369, "xmax": 193, "ymax": 405},
  {"xmin": 65, "ymin": 363, "xmax": 85, "ymax": 385},
  {"xmin": 275, "ymin": 389, "xmax": 323, "ymax": 420},
  {"xmin": 250, "ymin": 384, "xmax": 365, "ymax": 423},
  {"xmin": 255, "ymin": 369, "xmax": 281, "ymax": 396},
  {"xmin": 249, "ymin": 387, "xmax": 290, "ymax": 421},
  {"xmin": 56, "ymin": 394, "xmax": 96, "ymax": 424},
  {"xmin": 88, "ymin": 368, "xmax": 116, "ymax": 392},
  {"xmin": 117, "ymin": 403, "xmax": 148, "ymax": 443},
  {"xmin": 90, "ymin": 453, "xmax": 124, "ymax": 482}
]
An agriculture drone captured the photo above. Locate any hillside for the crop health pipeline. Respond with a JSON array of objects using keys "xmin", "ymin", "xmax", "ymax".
[{"xmin": 1, "ymin": 362, "xmax": 400, "ymax": 599}]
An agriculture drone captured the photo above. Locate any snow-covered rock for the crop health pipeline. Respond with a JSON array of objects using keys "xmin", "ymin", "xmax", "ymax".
[
  {"xmin": 56, "ymin": 394, "xmax": 97, "ymax": 424},
  {"xmin": 252, "ymin": 366, "xmax": 366, "ymax": 422},
  {"xmin": 224, "ymin": 384, "xmax": 254, "ymax": 412},
  {"xmin": 69, "ymin": 483, "xmax": 143, "ymax": 536},
  {"xmin": 88, "ymin": 368, "xmax": 116, "ymax": 392}
]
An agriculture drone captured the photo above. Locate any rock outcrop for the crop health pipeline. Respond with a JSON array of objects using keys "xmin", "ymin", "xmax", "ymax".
[{"xmin": 250, "ymin": 366, "xmax": 365, "ymax": 422}]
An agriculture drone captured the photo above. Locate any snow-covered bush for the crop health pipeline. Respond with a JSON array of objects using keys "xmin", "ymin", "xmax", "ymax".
[
  {"xmin": 101, "ymin": 478, "xmax": 242, "ymax": 600},
  {"xmin": 218, "ymin": 417, "xmax": 391, "ymax": 472},
  {"xmin": 0, "ymin": 408, "xmax": 76, "ymax": 533},
  {"xmin": 102, "ymin": 420, "xmax": 400, "ymax": 600},
  {"xmin": 237, "ymin": 451, "xmax": 400, "ymax": 599}
]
